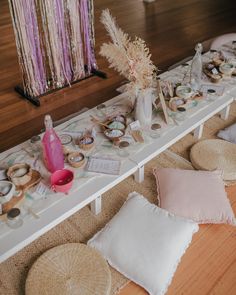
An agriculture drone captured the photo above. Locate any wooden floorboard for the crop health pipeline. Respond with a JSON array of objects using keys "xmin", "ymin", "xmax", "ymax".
[
  {"xmin": 0, "ymin": 0, "xmax": 236, "ymax": 151},
  {"xmin": 0, "ymin": 1, "xmax": 236, "ymax": 294},
  {"xmin": 119, "ymin": 185, "xmax": 236, "ymax": 295}
]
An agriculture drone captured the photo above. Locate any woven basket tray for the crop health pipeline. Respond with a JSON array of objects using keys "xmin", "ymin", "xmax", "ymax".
[{"xmin": 190, "ymin": 139, "xmax": 236, "ymax": 181}]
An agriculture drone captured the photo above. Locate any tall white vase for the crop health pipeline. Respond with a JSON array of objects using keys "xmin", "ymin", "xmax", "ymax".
[{"xmin": 135, "ymin": 88, "xmax": 154, "ymax": 127}]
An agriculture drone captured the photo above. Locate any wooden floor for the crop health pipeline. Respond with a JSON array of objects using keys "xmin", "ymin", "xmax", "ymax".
[
  {"xmin": 0, "ymin": 0, "xmax": 236, "ymax": 151},
  {"xmin": 119, "ymin": 185, "xmax": 236, "ymax": 295},
  {"xmin": 0, "ymin": 1, "xmax": 236, "ymax": 294}
]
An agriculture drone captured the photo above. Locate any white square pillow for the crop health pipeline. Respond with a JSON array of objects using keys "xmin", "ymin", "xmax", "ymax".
[
  {"xmin": 88, "ymin": 192, "xmax": 199, "ymax": 295},
  {"xmin": 153, "ymin": 168, "xmax": 236, "ymax": 225},
  {"xmin": 217, "ymin": 122, "xmax": 236, "ymax": 143}
]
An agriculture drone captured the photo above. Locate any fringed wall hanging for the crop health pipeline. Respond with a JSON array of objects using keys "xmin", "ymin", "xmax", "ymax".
[{"xmin": 8, "ymin": 0, "xmax": 104, "ymax": 106}]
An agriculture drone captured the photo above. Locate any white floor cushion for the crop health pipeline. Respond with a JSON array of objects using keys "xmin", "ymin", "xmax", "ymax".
[
  {"xmin": 88, "ymin": 192, "xmax": 199, "ymax": 295},
  {"xmin": 217, "ymin": 122, "xmax": 236, "ymax": 144}
]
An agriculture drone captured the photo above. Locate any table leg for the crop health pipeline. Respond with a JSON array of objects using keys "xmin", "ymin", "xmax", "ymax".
[
  {"xmin": 220, "ymin": 104, "xmax": 230, "ymax": 120},
  {"xmin": 90, "ymin": 196, "xmax": 102, "ymax": 215},
  {"xmin": 193, "ymin": 124, "xmax": 204, "ymax": 140},
  {"xmin": 134, "ymin": 166, "xmax": 144, "ymax": 183}
]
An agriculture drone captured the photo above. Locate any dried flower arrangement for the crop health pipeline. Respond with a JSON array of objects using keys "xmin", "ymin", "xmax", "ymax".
[{"xmin": 100, "ymin": 9, "xmax": 157, "ymax": 95}]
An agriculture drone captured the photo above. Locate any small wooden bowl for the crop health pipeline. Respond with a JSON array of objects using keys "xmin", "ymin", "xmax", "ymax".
[
  {"xmin": 109, "ymin": 115, "xmax": 127, "ymax": 124},
  {"xmin": 103, "ymin": 120, "xmax": 126, "ymax": 131},
  {"xmin": 67, "ymin": 152, "xmax": 85, "ymax": 168},
  {"xmin": 104, "ymin": 129, "xmax": 125, "ymax": 142},
  {"xmin": 169, "ymin": 97, "xmax": 186, "ymax": 112},
  {"xmin": 7, "ymin": 163, "xmax": 32, "ymax": 186},
  {"xmin": 77, "ymin": 136, "xmax": 94, "ymax": 150},
  {"xmin": 203, "ymin": 67, "xmax": 222, "ymax": 83}
]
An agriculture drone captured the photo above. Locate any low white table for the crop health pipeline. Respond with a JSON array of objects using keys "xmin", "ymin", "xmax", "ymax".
[{"xmin": 0, "ymin": 52, "xmax": 235, "ymax": 263}]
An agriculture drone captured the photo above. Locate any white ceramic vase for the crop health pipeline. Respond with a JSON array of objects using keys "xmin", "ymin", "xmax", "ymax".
[{"xmin": 135, "ymin": 88, "xmax": 154, "ymax": 127}]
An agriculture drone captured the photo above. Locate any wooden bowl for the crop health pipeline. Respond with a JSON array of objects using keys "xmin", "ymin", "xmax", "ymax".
[
  {"xmin": 103, "ymin": 120, "xmax": 126, "ymax": 132},
  {"xmin": 67, "ymin": 152, "xmax": 85, "ymax": 168},
  {"xmin": 109, "ymin": 115, "xmax": 127, "ymax": 124},
  {"xmin": 203, "ymin": 65, "xmax": 222, "ymax": 83},
  {"xmin": 104, "ymin": 129, "xmax": 125, "ymax": 142},
  {"xmin": 169, "ymin": 97, "xmax": 186, "ymax": 112},
  {"xmin": 77, "ymin": 136, "xmax": 94, "ymax": 150},
  {"xmin": 7, "ymin": 163, "xmax": 32, "ymax": 186}
]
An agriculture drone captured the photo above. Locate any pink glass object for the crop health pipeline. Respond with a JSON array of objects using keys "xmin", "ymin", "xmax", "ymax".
[
  {"xmin": 51, "ymin": 169, "xmax": 74, "ymax": 194},
  {"xmin": 42, "ymin": 115, "xmax": 64, "ymax": 173}
]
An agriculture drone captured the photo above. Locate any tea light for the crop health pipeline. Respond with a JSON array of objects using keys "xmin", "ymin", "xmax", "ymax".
[
  {"xmin": 232, "ymin": 40, "xmax": 236, "ymax": 51},
  {"xmin": 30, "ymin": 135, "xmax": 41, "ymax": 153},
  {"xmin": 96, "ymin": 104, "xmax": 107, "ymax": 117},
  {"xmin": 6, "ymin": 208, "xmax": 23, "ymax": 229},
  {"xmin": 219, "ymin": 63, "xmax": 234, "ymax": 76},
  {"xmin": 119, "ymin": 141, "xmax": 130, "ymax": 148},
  {"xmin": 176, "ymin": 86, "xmax": 193, "ymax": 99},
  {"xmin": 117, "ymin": 141, "xmax": 130, "ymax": 157},
  {"xmin": 149, "ymin": 123, "xmax": 162, "ymax": 139},
  {"xmin": 206, "ymin": 89, "xmax": 217, "ymax": 101},
  {"xmin": 177, "ymin": 107, "xmax": 186, "ymax": 112}
]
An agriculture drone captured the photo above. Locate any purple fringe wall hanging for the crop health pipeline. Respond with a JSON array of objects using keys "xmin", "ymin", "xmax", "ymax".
[{"xmin": 8, "ymin": 0, "xmax": 99, "ymax": 105}]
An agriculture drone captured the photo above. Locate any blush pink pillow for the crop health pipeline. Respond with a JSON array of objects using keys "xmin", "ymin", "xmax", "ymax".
[{"xmin": 153, "ymin": 168, "xmax": 235, "ymax": 225}]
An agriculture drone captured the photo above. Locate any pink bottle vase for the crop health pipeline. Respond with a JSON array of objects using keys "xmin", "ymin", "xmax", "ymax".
[{"xmin": 42, "ymin": 115, "xmax": 64, "ymax": 173}]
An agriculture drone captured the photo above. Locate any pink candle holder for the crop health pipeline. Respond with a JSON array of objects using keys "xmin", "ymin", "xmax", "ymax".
[{"xmin": 50, "ymin": 169, "xmax": 74, "ymax": 194}]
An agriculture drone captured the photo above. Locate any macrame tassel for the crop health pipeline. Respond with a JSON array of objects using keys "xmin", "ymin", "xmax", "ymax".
[
  {"xmin": 8, "ymin": 0, "xmax": 97, "ymax": 98},
  {"xmin": 39, "ymin": 0, "xmax": 72, "ymax": 88},
  {"xmin": 66, "ymin": 0, "xmax": 85, "ymax": 80},
  {"xmin": 8, "ymin": 0, "xmax": 47, "ymax": 97},
  {"xmin": 80, "ymin": 0, "xmax": 96, "ymax": 73}
]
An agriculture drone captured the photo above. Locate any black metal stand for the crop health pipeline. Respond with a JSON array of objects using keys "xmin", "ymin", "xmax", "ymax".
[{"xmin": 15, "ymin": 68, "xmax": 107, "ymax": 107}]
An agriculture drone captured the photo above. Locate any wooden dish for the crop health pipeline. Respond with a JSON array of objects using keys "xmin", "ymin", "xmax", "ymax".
[
  {"xmin": 203, "ymin": 61, "xmax": 223, "ymax": 83},
  {"xmin": 104, "ymin": 129, "xmax": 125, "ymax": 142},
  {"xmin": 7, "ymin": 163, "xmax": 33, "ymax": 186},
  {"xmin": 203, "ymin": 65, "xmax": 222, "ymax": 83},
  {"xmin": 169, "ymin": 97, "xmax": 187, "ymax": 112},
  {"xmin": 67, "ymin": 152, "xmax": 85, "ymax": 168},
  {"xmin": 0, "ymin": 169, "xmax": 41, "ymax": 217},
  {"xmin": 109, "ymin": 115, "xmax": 127, "ymax": 125},
  {"xmin": 103, "ymin": 120, "xmax": 126, "ymax": 132},
  {"xmin": 1, "ymin": 189, "xmax": 24, "ymax": 216},
  {"xmin": 77, "ymin": 136, "xmax": 94, "ymax": 150}
]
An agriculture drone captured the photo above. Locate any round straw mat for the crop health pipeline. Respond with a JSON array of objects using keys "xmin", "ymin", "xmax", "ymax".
[
  {"xmin": 190, "ymin": 139, "xmax": 236, "ymax": 180},
  {"xmin": 25, "ymin": 243, "xmax": 111, "ymax": 295}
]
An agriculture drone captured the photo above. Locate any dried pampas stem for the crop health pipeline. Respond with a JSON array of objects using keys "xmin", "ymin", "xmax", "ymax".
[{"xmin": 100, "ymin": 9, "xmax": 157, "ymax": 94}]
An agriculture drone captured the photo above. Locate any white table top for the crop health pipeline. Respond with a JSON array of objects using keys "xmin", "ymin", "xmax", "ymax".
[{"xmin": 0, "ymin": 44, "xmax": 236, "ymax": 263}]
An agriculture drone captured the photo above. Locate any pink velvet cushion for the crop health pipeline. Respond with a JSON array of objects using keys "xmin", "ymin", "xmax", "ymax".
[{"xmin": 153, "ymin": 168, "xmax": 235, "ymax": 225}]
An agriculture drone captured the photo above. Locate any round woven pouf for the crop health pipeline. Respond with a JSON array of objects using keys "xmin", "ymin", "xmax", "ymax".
[
  {"xmin": 190, "ymin": 139, "xmax": 236, "ymax": 181},
  {"xmin": 25, "ymin": 243, "xmax": 111, "ymax": 295}
]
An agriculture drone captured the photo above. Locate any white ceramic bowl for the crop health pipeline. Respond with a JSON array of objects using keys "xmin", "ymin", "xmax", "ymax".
[
  {"xmin": 219, "ymin": 63, "xmax": 235, "ymax": 75},
  {"xmin": 176, "ymin": 86, "xmax": 193, "ymax": 99},
  {"xmin": 0, "ymin": 181, "xmax": 15, "ymax": 204}
]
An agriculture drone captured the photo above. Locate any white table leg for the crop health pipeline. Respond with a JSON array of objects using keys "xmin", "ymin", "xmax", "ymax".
[
  {"xmin": 134, "ymin": 166, "xmax": 144, "ymax": 183},
  {"xmin": 193, "ymin": 124, "xmax": 204, "ymax": 140},
  {"xmin": 220, "ymin": 105, "xmax": 230, "ymax": 120},
  {"xmin": 90, "ymin": 196, "xmax": 102, "ymax": 215}
]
